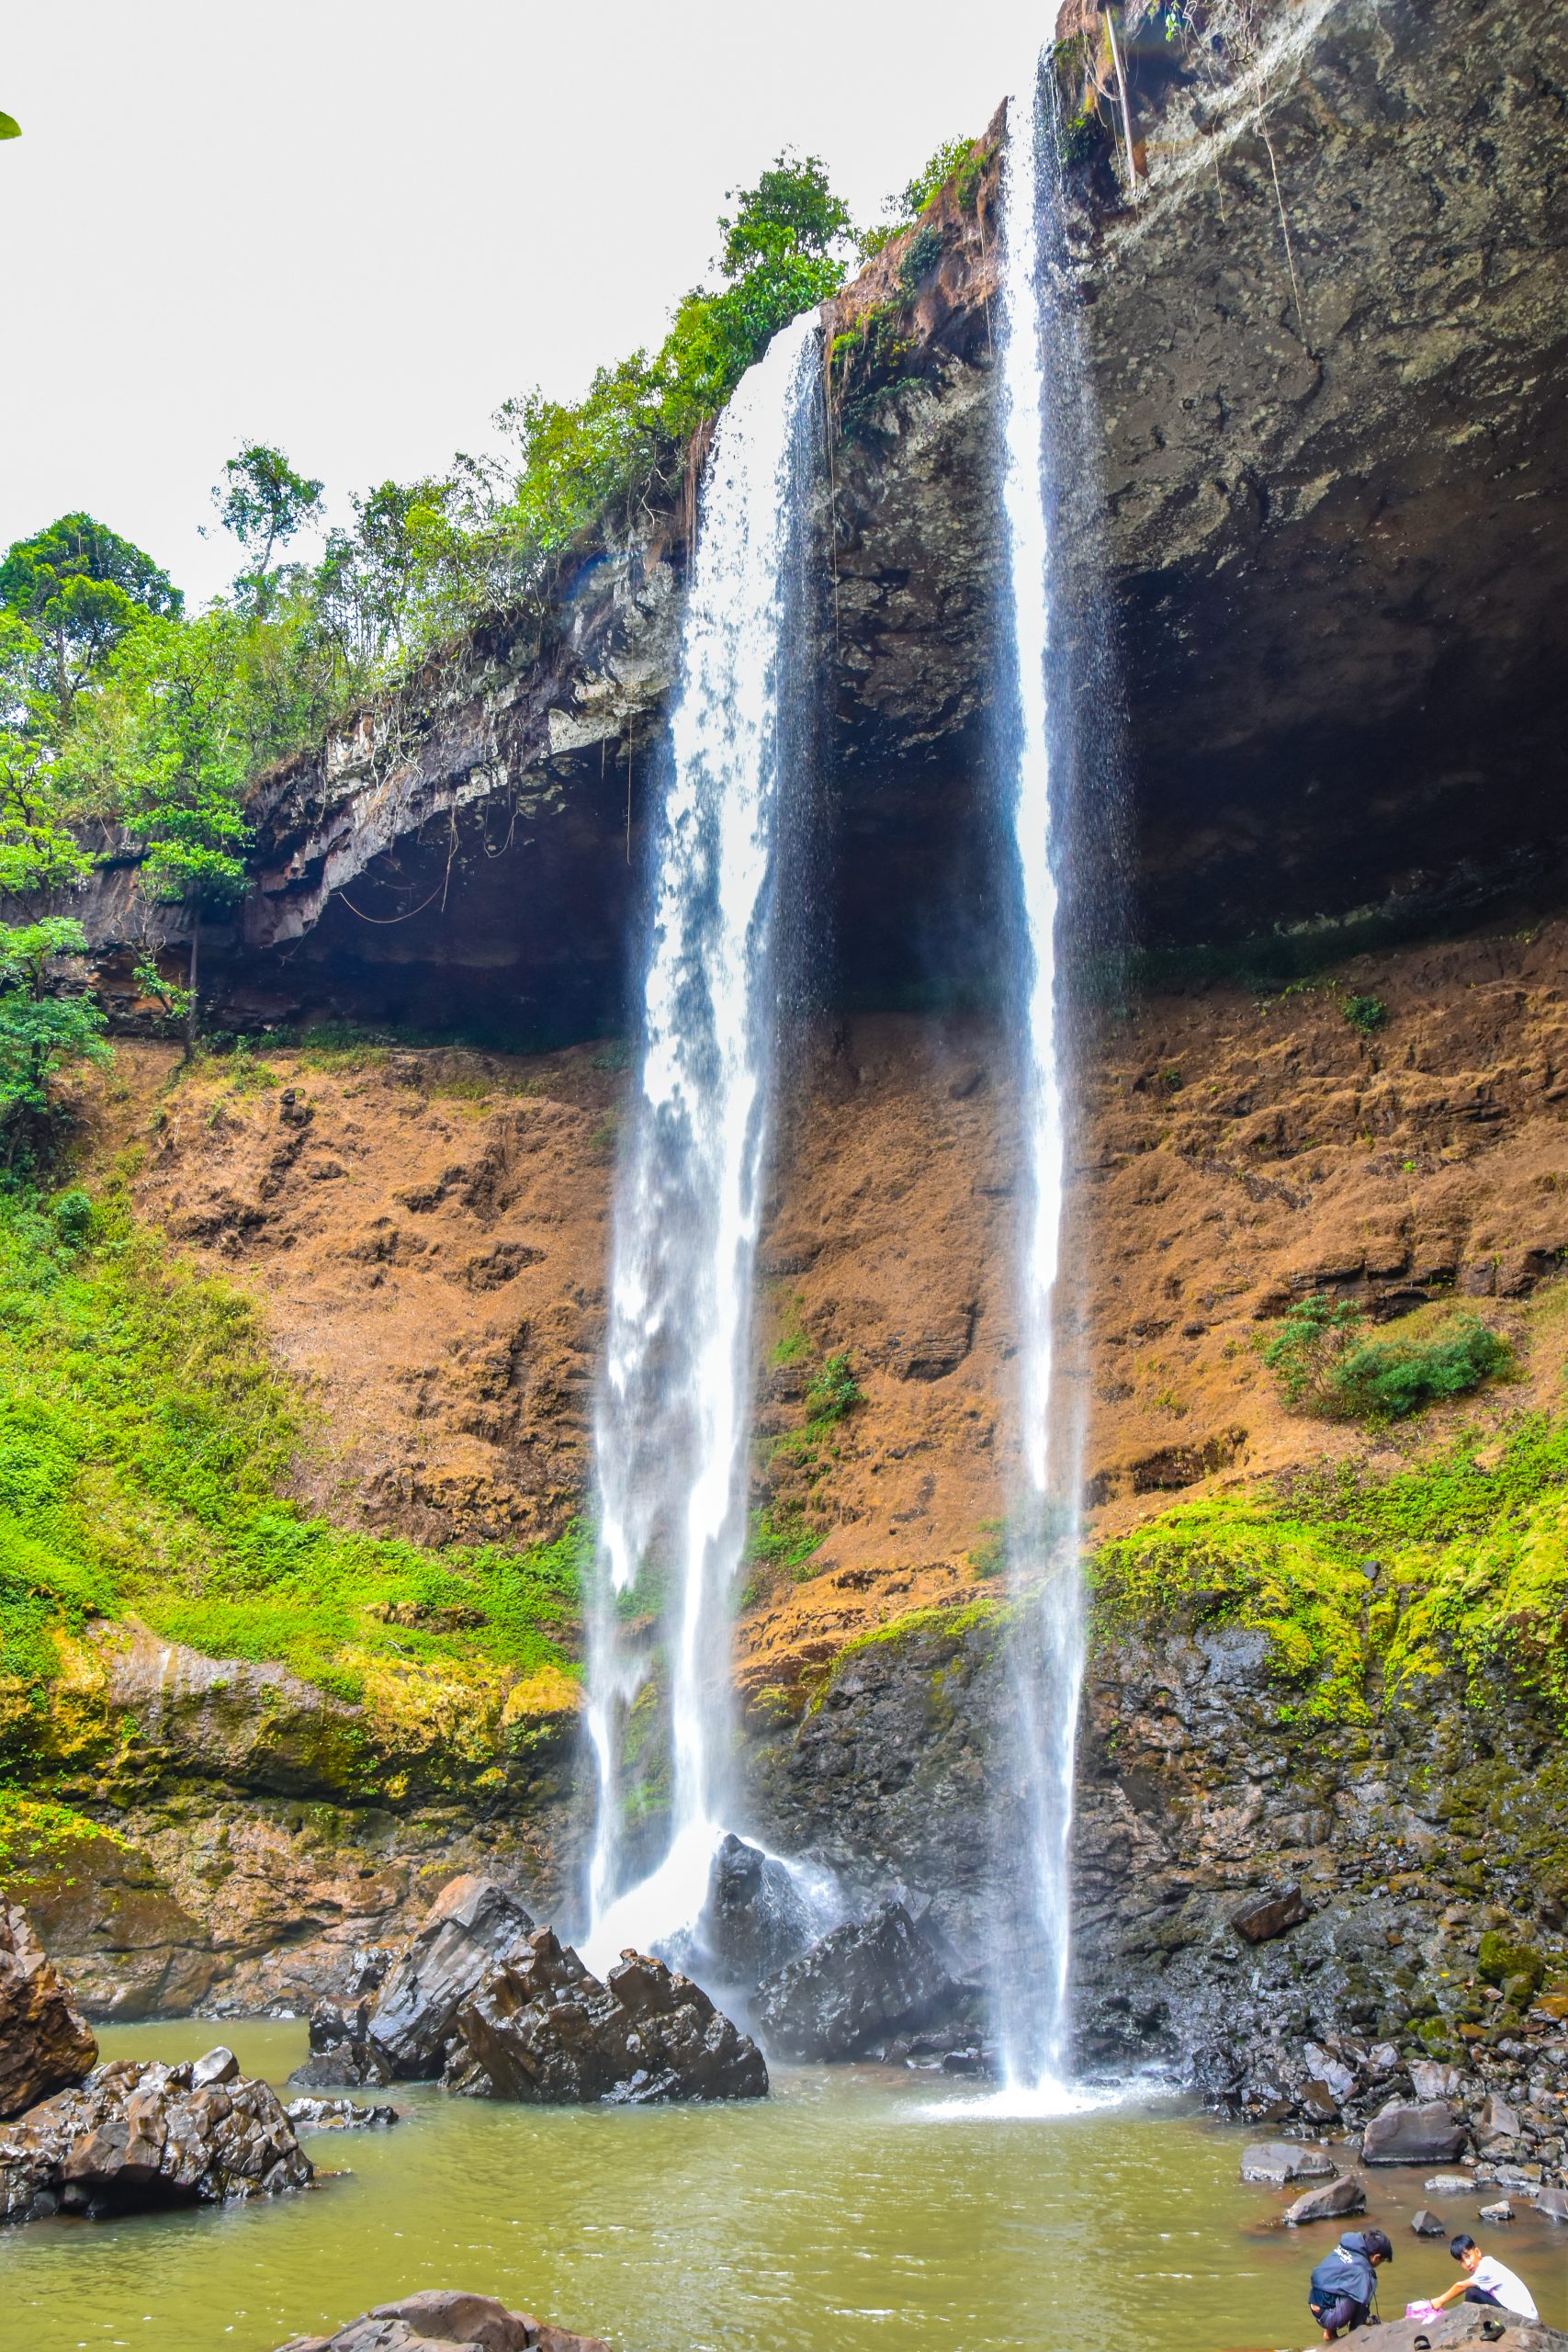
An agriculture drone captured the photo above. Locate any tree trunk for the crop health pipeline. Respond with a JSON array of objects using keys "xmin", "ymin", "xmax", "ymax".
[{"xmin": 183, "ymin": 908, "xmax": 200, "ymax": 1060}]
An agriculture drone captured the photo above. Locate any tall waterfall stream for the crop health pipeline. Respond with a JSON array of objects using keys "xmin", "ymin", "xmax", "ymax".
[{"xmin": 583, "ymin": 310, "xmax": 822, "ymax": 1972}]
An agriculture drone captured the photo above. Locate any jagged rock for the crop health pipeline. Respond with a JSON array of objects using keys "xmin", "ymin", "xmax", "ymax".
[
  {"xmin": 1426, "ymin": 2175, "xmax": 1478, "ymax": 2196},
  {"xmin": 0, "ymin": 1896, "xmax": 97, "ymax": 2120},
  {"xmin": 290, "ymin": 1995, "xmax": 392, "ymax": 2091},
  {"xmin": 1478, "ymin": 2199, "xmax": 1515, "ymax": 2224},
  {"xmin": 291, "ymin": 1876, "xmax": 535, "ymax": 2088},
  {"xmin": 1538, "ymin": 2186, "xmax": 1568, "ymax": 2223},
  {"xmin": 1363, "ymin": 2100, "xmax": 1468, "ymax": 2165},
  {"xmin": 1412, "ymin": 2208, "xmax": 1447, "ymax": 2235},
  {"xmin": 444, "ymin": 1928, "xmax": 767, "ymax": 2106},
  {"xmin": 1479, "ymin": 2096, "xmax": 1522, "ymax": 2144},
  {"xmin": 275, "ymin": 2288, "xmax": 610, "ymax": 2352},
  {"xmin": 368, "ymin": 1876, "xmax": 536, "ymax": 2079},
  {"xmin": 0, "ymin": 2056, "xmax": 311, "ymax": 2222},
  {"xmin": 1233, "ymin": 1887, "xmax": 1310, "ymax": 1944},
  {"xmin": 1282, "ymin": 2172, "xmax": 1368, "ymax": 2226},
  {"xmin": 1241, "ymin": 2141, "xmax": 1337, "ymax": 2187},
  {"xmin": 753, "ymin": 1900, "xmax": 957, "ymax": 2061},
  {"xmin": 192, "ymin": 2044, "xmax": 240, "ymax": 2088},
  {"xmin": 695, "ymin": 1833, "xmax": 816, "ymax": 1987},
  {"xmin": 1413, "ymin": 2063, "xmax": 1463, "ymax": 2103},
  {"xmin": 284, "ymin": 2096, "xmax": 399, "ymax": 2130}
]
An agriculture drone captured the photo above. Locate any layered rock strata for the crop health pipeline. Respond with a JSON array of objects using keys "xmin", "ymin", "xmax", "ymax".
[{"xmin": 0, "ymin": 1896, "xmax": 97, "ymax": 2119}]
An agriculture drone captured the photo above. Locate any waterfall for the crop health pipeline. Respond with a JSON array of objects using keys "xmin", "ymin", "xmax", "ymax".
[
  {"xmin": 583, "ymin": 309, "xmax": 821, "ymax": 1973},
  {"xmin": 992, "ymin": 54, "xmax": 1090, "ymax": 2098}
]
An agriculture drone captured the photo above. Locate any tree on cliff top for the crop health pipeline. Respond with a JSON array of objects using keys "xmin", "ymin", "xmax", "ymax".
[
  {"xmin": 101, "ymin": 616, "xmax": 253, "ymax": 1052},
  {"xmin": 211, "ymin": 444, "xmax": 324, "ymax": 615},
  {"xmin": 0, "ymin": 513, "xmax": 183, "ymax": 722}
]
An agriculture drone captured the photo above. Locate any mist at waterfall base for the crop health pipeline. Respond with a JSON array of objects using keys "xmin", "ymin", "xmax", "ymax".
[
  {"xmin": 986, "ymin": 53, "xmax": 1131, "ymax": 2109},
  {"xmin": 582, "ymin": 310, "xmax": 828, "ymax": 1979}
]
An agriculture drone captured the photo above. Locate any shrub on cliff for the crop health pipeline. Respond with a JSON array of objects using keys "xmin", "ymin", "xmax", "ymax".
[{"xmin": 1263, "ymin": 1293, "xmax": 1512, "ymax": 1423}]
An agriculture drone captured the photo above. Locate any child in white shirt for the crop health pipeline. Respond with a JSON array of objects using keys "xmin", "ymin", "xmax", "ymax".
[{"xmin": 1429, "ymin": 2233, "xmax": 1540, "ymax": 2324}]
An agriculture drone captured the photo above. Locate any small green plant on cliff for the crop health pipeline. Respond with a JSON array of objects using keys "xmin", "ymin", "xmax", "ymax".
[
  {"xmin": 742, "ymin": 1500, "xmax": 824, "ymax": 1586},
  {"xmin": 0, "ymin": 1184, "xmax": 582, "ymax": 1715},
  {"xmin": 803, "ymin": 1351, "xmax": 864, "ymax": 1427},
  {"xmin": 1342, "ymin": 992, "xmax": 1388, "ymax": 1036},
  {"xmin": 858, "ymin": 135, "xmax": 976, "ymax": 258},
  {"xmin": 1264, "ymin": 1293, "xmax": 1512, "ymax": 1424}
]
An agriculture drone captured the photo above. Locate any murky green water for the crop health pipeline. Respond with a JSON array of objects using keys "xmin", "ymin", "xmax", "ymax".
[{"xmin": 3, "ymin": 2021, "xmax": 1562, "ymax": 2352}]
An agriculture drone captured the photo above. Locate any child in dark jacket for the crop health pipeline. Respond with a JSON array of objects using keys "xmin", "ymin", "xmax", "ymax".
[{"xmin": 1308, "ymin": 2230, "xmax": 1394, "ymax": 2339}]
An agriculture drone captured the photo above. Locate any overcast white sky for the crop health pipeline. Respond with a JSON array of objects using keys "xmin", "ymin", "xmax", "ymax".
[{"xmin": 4, "ymin": 3, "xmax": 1031, "ymax": 605}]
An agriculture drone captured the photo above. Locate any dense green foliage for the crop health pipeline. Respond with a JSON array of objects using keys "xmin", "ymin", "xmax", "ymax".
[
  {"xmin": 0, "ymin": 1186, "xmax": 581, "ymax": 1708},
  {"xmin": 859, "ymin": 135, "xmax": 977, "ymax": 256},
  {"xmin": 2, "ymin": 149, "xmax": 872, "ymax": 921},
  {"xmin": 1264, "ymin": 1293, "xmax": 1513, "ymax": 1423},
  {"xmin": 1089, "ymin": 1408, "xmax": 1568, "ymax": 1724},
  {"xmin": 0, "ymin": 920, "xmax": 109, "ymax": 1154}
]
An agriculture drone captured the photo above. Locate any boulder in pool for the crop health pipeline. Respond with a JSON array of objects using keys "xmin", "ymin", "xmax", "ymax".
[
  {"xmin": 0, "ymin": 1895, "xmax": 97, "ymax": 2120},
  {"xmin": 445, "ymin": 1928, "xmax": 767, "ymax": 2105},
  {"xmin": 1362, "ymin": 2098, "xmax": 1468, "ymax": 2165},
  {"xmin": 368, "ymin": 1875, "xmax": 536, "ymax": 2080},
  {"xmin": 0, "ymin": 2052, "xmax": 311, "ymax": 2223},
  {"xmin": 696, "ymin": 1833, "xmax": 816, "ymax": 1987},
  {"xmin": 291, "ymin": 1875, "xmax": 534, "ymax": 2088},
  {"xmin": 276, "ymin": 2287, "xmax": 610, "ymax": 2351},
  {"xmin": 753, "ymin": 1900, "xmax": 957, "ymax": 2061},
  {"xmin": 1241, "ymin": 2140, "xmax": 1337, "ymax": 2186},
  {"xmin": 1282, "ymin": 2169, "xmax": 1368, "ymax": 2225}
]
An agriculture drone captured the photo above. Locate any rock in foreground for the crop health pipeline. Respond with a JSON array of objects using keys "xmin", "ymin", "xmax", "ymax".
[
  {"xmin": 754, "ymin": 1901, "xmax": 957, "ymax": 2061},
  {"xmin": 0, "ymin": 1896, "xmax": 97, "ymax": 2120},
  {"xmin": 447, "ymin": 1929, "xmax": 767, "ymax": 2105},
  {"xmin": 0, "ymin": 2051, "xmax": 311, "ymax": 2222},
  {"xmin": 277, "ymin": 2288, "xmax": 609, "ymax": 2352},
  {"xmin": 1298, "ymin": 2307, "xmax": 1568, "ymax": 2352}
]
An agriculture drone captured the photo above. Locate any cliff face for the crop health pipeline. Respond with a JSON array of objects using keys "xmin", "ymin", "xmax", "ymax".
[
  {"xmin": 9, "ymin": 0, "xmax": 1567, "ymax": 2056},
  {"xmin": 76, "ymin": 0, "xmax": 1568, "ymax": 1039},
  {"xmin": 21, "ymin": 913, "xmax": 1566, "ymax": 2015}
]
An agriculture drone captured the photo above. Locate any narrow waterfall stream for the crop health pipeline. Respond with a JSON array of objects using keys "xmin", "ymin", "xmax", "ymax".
[
  {"xmin": 583, "ymin": 310, "xmax": 821, "ymax": 1970},
  {"xmin": 991, "ymin": 57, "xmax": 1091, "ymax": 2100}
]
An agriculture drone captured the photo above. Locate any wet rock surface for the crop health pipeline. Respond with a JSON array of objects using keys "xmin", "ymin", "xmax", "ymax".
[
  {"xmin": 745, "ymin": 1599, "xmax": 1567, "ymax": 2177},
  {"xmin": 695, "ymin": 1832, "xmax": 817, "ymax": 1989},
  {"xmin": 284, "ymin": 2096, "xmax": 400, "ymax": 2131},
  {"xmin": 276, "ymin": 2288, "xmax": 609, "ymax": 2352},
  {"xmin": 0, "ymin": 2052, "xmax": 311, "ymax": 2223},
  {"xmin": 368, "ymin": 1875, "xmax": 535, "ymax": 2079},
  {"xmin": 753, "ymin": 1901, "xmax": 959, "ymax": 2062},
  {"xmin": 0, "ymin": 1896, "xmax": 97, "ymax": 2120},
  {"xmin": 446, "ymin": 1929, "xmax": 768, "ymax": 2106}
]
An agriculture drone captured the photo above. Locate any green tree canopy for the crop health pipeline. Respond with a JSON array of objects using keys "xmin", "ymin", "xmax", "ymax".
[
  {"xmin": 716, "ymin": 152, "xmax": 853, "ymax": 277},
  {"xmin": 212, "ymin": 444, "xmax": 325, "ymax": 607},
  {"xmin": 0, "ymin": 514, "xmax": 182, "ymax": 718}
]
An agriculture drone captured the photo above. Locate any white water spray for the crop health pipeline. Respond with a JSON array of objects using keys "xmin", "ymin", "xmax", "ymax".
[
  {"xmin": 583, "ymin": 311, "xmax": 821, "ymax": 1975},
  {"xmin": 994, "ymin": 53, "xmax": 1088, "ymax": 2095}
]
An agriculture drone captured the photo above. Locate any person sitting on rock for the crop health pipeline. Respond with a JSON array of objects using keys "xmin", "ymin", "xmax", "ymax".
[
  {"xmin": 1427, "ymin": 2235, "xmax": 1539, "ymax": 2323},
  {"xmin": 1308, "ymin": 2229, "xmax": 1394, "ymax": 2340}
]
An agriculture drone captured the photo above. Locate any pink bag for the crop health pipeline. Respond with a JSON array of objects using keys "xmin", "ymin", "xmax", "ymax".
[{"xmin": 1405, "ymin": 2301, "xmax": 1439, "ymax": 2321}]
